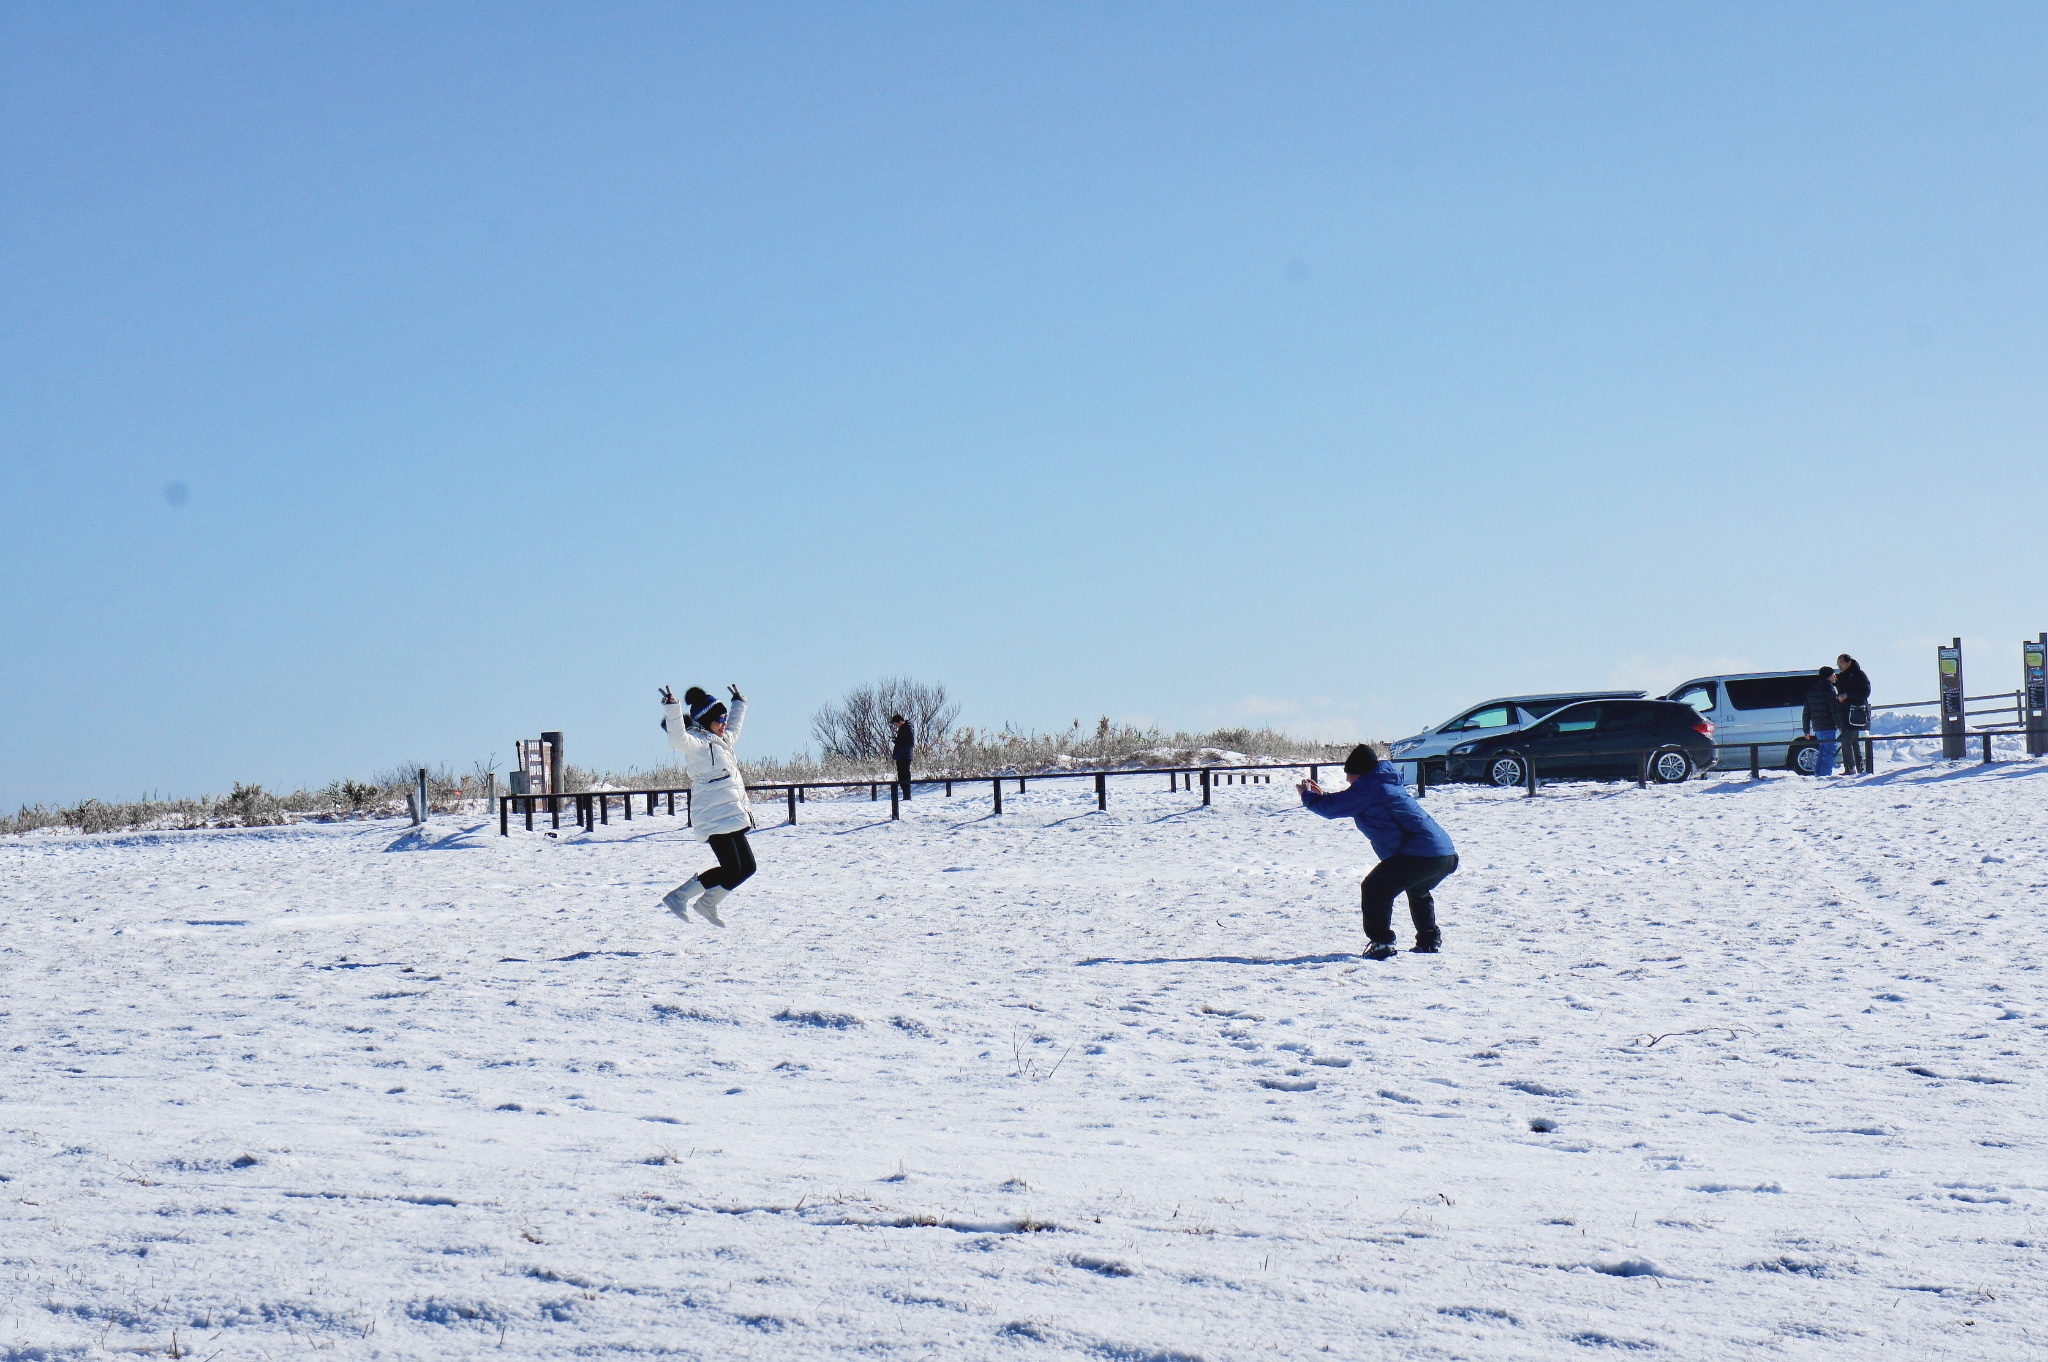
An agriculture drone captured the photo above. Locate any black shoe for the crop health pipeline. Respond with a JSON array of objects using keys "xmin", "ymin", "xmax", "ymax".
[
  {"xmin": 1411, "ymin": 934, "xmax": 1441, "ymax": 954},
  {"xmin": 1363, "ymin": 942, "xmax": 1398, "ymax": 961}
]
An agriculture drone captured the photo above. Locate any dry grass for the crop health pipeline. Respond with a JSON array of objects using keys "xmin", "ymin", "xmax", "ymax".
[{"xmin": 1, "ymin": 766, "xmax": 486, "ymax": 838}]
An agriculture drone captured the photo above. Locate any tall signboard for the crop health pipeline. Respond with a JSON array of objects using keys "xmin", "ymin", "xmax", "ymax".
[
  {"xmin": 1938, "ymin": 639, "xmax": 1965, "ymax": 760},
  {"xmin": 516, "ymin": 740, "xmax": 554, "ymax": 798},
  {"xmin": 2027, "ymin": 634, "xmax": 2046, "ymax": 757}
]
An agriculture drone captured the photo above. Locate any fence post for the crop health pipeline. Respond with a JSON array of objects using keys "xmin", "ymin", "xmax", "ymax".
[
  {"xmin": 415, "ymin": 768, "xmax": 428, "ymax": 826},
  {"xmin": 551, "ymin": 795, "xmax": 561, "ymax": 831},
  {"xmin": 541, "ymin": 731, "xmax": 564, "ymax": 822},
  {"xmin": 1524, "ymin": 756, "xmax": 1538, "ymax": 798},
  {"xmin": 524, "ymin": 796, "xmax": 534, "ymax": 832},
  {"xmin": 624, "ymin": 790, "xmax": 632, "ymax": 820},
  {"xmin": 1415, "ymin": 761, "xmax": 1427, "ymax": 798},
  {"xmin": 1201, "ymin": 767, "xmax": 1212, "ymax": 806},
  {"xmin": 600, "ymin": 793, "xmax": 610, "ymax": 826},
  {"xmin": 499, "ymin": 796, "xmax": 509, "ymax": 836},
  {"xmin": 685, "ymin": 789, "xmax": 692, "ymax": 827},
  {"xmin": 993, "ymin": 777, "xmax": 1003, "ymax": 815},
  {"xmin": 1636, "ymin": 751, "xmax": 1648, "ymax": 789},
  {"xmin": 946, "ymin": 779, "xmax": 953, "ymax": 797},
  {"xmin": 1750, "ymin": 745, "xmax": 1760, "ymax": 780},
  {"xmin": 1095, "ymin": 771, "xmax": 1106, "ymax": 810},
  {"xmin": 1864, "ymin": 736, "xmax": 1875, "ymax": 771},
  {"xmin": 666, "ymin": 790, "xmax": 674, "ymax": 816},
  {"xmin": 1983, "ymin": 732, "xmax": 1994, "ymax": 764},
  {"xmin": 791, "ymin": 786, "xmax": 800, "ymax": 825},
  {"xmin": 890, "ymin": 781, "xmax": 899, "ymax": 820},
  {"xmin": 1019, "ymin": 777, "xmax": 1027, "ymax": 793}
]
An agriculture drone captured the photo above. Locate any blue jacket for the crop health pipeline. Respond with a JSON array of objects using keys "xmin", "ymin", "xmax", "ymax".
[{"xmin": 1301, "ymin": 765, "xmax": 1456, "ymax": 859}]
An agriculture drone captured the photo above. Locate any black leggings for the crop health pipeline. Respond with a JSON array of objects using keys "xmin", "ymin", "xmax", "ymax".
[
  {"xmin": 699, "ymin": 831, "xmax": 756, "ymax": 891},
  {"xmin": 1360, "ymin": 853, "xmax": 1458, "ymax": 946}
]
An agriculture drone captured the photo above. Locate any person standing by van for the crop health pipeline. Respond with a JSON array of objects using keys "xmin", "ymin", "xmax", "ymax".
[
  {"xmin": 1802, "ymin": 667, "xmax": 1846, "ymax": 777},
  {"xmin": 1298, "ymin": 745, "xmax": 1458, "ymax": 960},
  {"xmin": 890, "ymin": 714, "xmax": 915, "ymax": 800},
  {"xmin": 1835, "ymin": 654, "xmax": 1872, "ymax": 774}
]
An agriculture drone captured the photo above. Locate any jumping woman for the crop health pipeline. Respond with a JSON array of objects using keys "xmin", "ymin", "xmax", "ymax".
[
  {"xmin": 1299, "ymin": 744, "xmax": 1458, "ymax": 960},
  {"xmin": 658, "ymin": 683, "xmax": 754, "ymax": 926}
]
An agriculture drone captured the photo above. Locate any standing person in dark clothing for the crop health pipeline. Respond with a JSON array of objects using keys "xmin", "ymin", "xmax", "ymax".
[
  {"xmin": 1298, "ymin": 744, "xmax": 1458, "ymax": 961},
  {"xmin": 889, "ymin": 714, "xmax": 914, "ymax": 801},
  {"xmin": 1835, "ymin": 654, "xmax": 1872, "ymax": 774},
  {"xmin": 1802, "ymin": 666, "xmax": 1846, "ymax": 777}
]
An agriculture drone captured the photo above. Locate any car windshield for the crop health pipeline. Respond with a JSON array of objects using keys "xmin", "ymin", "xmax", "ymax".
[
  {"xmin": 1442, "ymin": 705, "xmax": 1514, "ymax": 733},
  {"xmin": 1672, "ymin": 684, "xmax": 1716, "ymax": 712}
]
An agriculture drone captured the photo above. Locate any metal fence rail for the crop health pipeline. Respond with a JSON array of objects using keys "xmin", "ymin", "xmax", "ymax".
[
  {"xmin": 498, "ymin": 759, "xmax": 1342, "ymax": 834},
  {"xmin": 498, "ymin": 729, "xmax": 2041, "ymax": 833}
]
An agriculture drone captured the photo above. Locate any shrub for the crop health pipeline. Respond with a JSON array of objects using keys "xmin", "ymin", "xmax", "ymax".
[{"xmin": 813, "ymin": 678, "xmax": 960, "ymax": 760}]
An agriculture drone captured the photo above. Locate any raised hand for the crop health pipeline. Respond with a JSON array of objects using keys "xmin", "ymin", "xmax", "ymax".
[
  {"xmin": 659, "ymin": 685, "xmax": 676, "ymax": 706},
  {"xmin": 728, "ymin": 683, "xmax": 745, "ymax": 702}
]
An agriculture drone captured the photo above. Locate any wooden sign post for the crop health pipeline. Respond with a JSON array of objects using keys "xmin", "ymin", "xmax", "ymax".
[
  {"xmin": 2025, "ymin": 635, "xmax": 2046, "ymax": 757},
  {"xmin": 1938, "ymin": 639, "xmax": 1965, "ymax": 761}
]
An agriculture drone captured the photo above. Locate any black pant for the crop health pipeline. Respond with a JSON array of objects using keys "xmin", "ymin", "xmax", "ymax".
[
  {"xmin": 699, "ymin": 830, "xmax": 756, "ymax": 891},
  {"xmin": 895, "ymin": 757, "xmax": 913, "ymax": 800},
  {"xmin": 1360, "ymin": 853, "xmax": 1458, "ymax": 946},
  {"xmin": 1839, "ymin": 724, "xmax": 1866, "ymax": 774}
]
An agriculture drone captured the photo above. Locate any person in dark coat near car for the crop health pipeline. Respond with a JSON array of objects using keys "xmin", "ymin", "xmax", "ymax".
[
  {"xmin": 889, "ymin": 714, "xmax": 914, "ymax": 801},
  {"xmin": 1835, "ymin": 654, "xmax": 1872, "ymax": 774},
  {"xmin": 1298, "ymin": 744, "xmax": 1458, "ymax": 960},
  {"xmin": 1802, "ymin": 666, "xmax": 1847, "ymax": 777}
]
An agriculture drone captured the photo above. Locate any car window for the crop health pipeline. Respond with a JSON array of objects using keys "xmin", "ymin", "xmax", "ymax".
[
  {"xmin": 1726, "ymin": 676, "xmax": 1811, "ymax": 711},
  {"xmin": 1552, "ymin": 705, "xmax": 1600, "ymax": 734},
  {"xmin": 1672, "ymin": 684, "xmax": 1716, "ymax": 713},
  {"xmin": 1444, "ymin": 705, "xmax": 1513, "ymax": 732},
  {"xmin": 1601, "ymin": 703, "xmax": 1656, "ymax": 732},
  {"xmin": 1519, "ymin": 699, "xmax": 1572, "ymax": 720}
]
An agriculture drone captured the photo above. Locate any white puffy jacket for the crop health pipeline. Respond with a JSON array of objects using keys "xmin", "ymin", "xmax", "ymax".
[{"xmin": 663, "ymin": 697, "xmax": 753, "ymax": 839}]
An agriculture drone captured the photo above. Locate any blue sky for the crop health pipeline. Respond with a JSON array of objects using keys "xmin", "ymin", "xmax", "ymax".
[{"xmin": 4, "ymin": 3, "xmax": 2047, "ymax": 805}]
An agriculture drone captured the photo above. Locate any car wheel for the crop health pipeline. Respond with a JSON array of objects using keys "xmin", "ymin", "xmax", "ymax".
[
  {"xmin": 1649, "ymin": 746, "xmax": 1693, "ymax": 784},
  {"xmin": 1787, "ymin": 738, "xmax": 1819, "ymax": 775},
  {"xmin": 1487, "ymin": 752, "xmax": 1528, "ymax": 788}
]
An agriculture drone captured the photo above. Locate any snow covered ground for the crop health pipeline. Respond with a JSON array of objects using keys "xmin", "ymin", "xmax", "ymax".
[{"xmin": 3, "ymin": 761, "xmax": 2044, "ymax": 1360}]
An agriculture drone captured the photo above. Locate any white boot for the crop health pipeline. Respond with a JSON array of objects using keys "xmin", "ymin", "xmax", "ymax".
[
  {"xmin": 693, "ymin": 886, "xmax": 731, "ymax": 927},
  {"xmin": 661, "ymin": 879, "xmax": 705, "ymax": 920}
]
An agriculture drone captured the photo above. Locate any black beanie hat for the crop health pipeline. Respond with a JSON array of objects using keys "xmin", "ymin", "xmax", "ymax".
[
  {"xmin": 1342, "ymin": 744, "xmax": 1381, "ymax": 776},
  {"xmin": 684, "ymin": 686, "xmax": 726, "ymax": 728}
]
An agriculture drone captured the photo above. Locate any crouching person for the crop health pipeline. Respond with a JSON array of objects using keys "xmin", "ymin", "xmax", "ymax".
[{"xmin": 1298, "ymin": 744, "xmax": 1459, "ymax": 960}]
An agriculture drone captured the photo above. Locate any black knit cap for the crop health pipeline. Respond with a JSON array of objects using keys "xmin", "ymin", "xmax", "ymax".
[
  {"xmin": 1343, "ymin": 744, "xmax": 1380, "ymax": 776},
  {"xmin": 684, "ymin": 686, "xmax": 726, "ymax": 728}
]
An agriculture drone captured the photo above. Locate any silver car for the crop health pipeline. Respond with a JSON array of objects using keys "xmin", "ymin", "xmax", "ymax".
[
  {"xmin": 1665, "ymin": 672, "xmax": 1823, "ymax": 773},
  {"xmin": 1388, "ymin": 691, "xmax": 1648, "ymax": 776}
]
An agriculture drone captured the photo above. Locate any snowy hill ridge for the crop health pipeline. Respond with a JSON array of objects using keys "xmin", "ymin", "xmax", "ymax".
[{"xmin": 2, "ymin": 764, "xmax": 2042, "ymax": 1359}]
